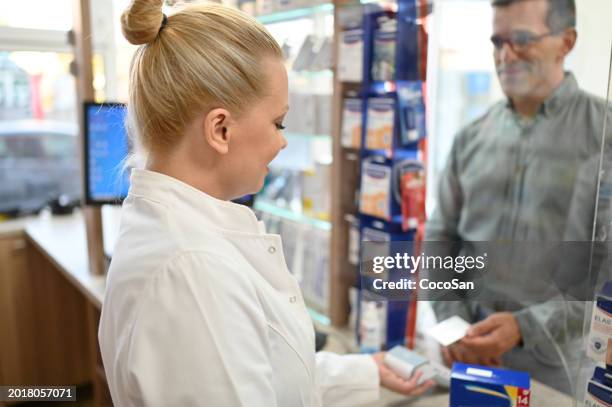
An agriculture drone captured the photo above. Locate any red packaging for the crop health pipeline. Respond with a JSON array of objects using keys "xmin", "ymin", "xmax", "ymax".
[{"xmin": 400, "ymin": 170, "xmax": 426, "ymax": 232}]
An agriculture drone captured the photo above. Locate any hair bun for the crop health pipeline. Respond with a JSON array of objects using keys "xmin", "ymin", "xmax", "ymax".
[{"xmin": 121, "ymin": 0, "xmax": 166, "ymax": 45}]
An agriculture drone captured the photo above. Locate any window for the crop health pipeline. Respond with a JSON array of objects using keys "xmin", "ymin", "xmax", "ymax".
[
  {"xmin": 0, "ymin": 0, "xmax": 73, "ymax": 31},
  {"xmin": 0, "ymin": 51, "xmax": 76, "ymax": 121}
]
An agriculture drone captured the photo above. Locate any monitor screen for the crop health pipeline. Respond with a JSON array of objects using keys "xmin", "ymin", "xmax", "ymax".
[{"xmin": 83, "ymin": 102, "xmax": 129, "ymax": 205}]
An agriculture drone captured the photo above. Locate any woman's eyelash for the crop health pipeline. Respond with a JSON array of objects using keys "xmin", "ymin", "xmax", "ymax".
[{"xmin": 275, "ymin": 123, "xmax": 286, "ymax": 130}]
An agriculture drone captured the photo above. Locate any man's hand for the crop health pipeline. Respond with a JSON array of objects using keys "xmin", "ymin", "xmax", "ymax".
[
  {"xmin": 460, "ymin": 312, "xmax": 522, "ymax": 363},
  {"xmin": 371, "ymin": 352, "xmax": 435, "ymax": 397},
  {"xmin": 441, "ymin": 342, "xmax": 501, "ymax": 367}
]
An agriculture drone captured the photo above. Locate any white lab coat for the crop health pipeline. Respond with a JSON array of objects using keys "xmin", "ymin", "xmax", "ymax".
[{"xmin": 99, "ymin": 169, "xmax": 380, "ymax": 407}]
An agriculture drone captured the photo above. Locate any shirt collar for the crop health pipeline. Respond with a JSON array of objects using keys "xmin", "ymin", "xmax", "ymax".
[
  {"xmin": 128, "ymin": 169, "xmax": 262, "ymax": 235},
  {"xmin": 505, "ymin": 72, "xmax": 579, "ymax": 117}
]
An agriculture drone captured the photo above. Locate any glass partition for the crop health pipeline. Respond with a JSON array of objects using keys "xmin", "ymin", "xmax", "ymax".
[
  {"xmin": 578, "ymin": 44, "xmax": 612, "ymax": 404},
  {"xmin": 418, "ymin": 0, "xmax": 612, "ymax": 401}
]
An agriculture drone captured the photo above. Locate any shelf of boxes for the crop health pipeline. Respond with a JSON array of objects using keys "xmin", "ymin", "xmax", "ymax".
[
  {"xmin": 330, "ymin": 0, "xmax": 430, "ymax": 354},
  {"xmin": 236, "ymin": 1, "xmax": 336, "ymax": 323}
]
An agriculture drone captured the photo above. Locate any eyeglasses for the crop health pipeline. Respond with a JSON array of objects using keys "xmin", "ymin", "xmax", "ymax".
[{"xmin": 490, "ymin": 30, "xmax": 558, "ymax": 53}]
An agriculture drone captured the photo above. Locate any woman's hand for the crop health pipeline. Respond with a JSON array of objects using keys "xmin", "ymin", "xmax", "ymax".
[{"xmin": 371, "ymin": 352, "xmax": 435, "ymax": 397}]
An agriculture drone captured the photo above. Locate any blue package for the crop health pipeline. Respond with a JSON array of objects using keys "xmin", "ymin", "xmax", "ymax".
[
  {"xmin": 593, "ymin": 366, "xmax": 612, "ymax": 388},
  {"xmin": 397, "ymin": 81, "xmax": 426, "ymax": 146},
  {"xmin": 450, "ymin": 363, "xmax": 530, "ymax": 407},
  {"xmin": 371, "ymin": 15, "xmax": 397, "ymax": 82},
  {"xmin": 586, "ymin": 367, "xmax": 612, "ymax": 406}
]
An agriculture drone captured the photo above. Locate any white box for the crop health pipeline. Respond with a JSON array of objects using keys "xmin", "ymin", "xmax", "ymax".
[{"xmin": 338, "ymin": 29, "xmax": 363, "ymax": 82}]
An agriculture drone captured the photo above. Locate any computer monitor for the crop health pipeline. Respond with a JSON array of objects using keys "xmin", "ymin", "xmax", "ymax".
[{"xmin": 83, "ymin": 102, "xmax": 130, "ymax": 205}]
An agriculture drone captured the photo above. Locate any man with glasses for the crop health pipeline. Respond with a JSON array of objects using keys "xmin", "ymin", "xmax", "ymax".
[{"xmin": 425, "ymin": 0, "xmax": 610, "ymax": 393}]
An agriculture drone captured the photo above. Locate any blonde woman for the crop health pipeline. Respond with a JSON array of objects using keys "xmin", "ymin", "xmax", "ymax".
[{"xmin": 98, "ymin": 1, "xmax": 433, "ymax": 405}]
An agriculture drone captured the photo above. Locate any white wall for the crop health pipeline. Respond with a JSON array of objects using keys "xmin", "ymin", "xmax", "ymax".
[{"xmin": 566, "ymin": 0, "xmax": 612, "ymax": 99}]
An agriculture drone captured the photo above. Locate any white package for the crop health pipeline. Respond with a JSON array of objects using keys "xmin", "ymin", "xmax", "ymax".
[
  {"xmin": 341, "ymin": 98, "xmax": 362, "ymax": 149},
  {"xmin": 338, "ymin": 29, "xmax": 363, "ymax": 82},
  {"xmin": 425, "ymin": 316, "xmax": 471, "ymax": 347}
]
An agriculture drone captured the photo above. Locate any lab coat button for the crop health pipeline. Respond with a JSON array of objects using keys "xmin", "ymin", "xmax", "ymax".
[{"xmin": 268, "ymin": 246, "xmax": 276, "ymax": 254}]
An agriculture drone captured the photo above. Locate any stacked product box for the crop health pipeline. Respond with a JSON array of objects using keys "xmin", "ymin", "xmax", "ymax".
[
  {"xmin": 588, "ymin": 282, "xmax": 612, "ymax": 363},
  {"xmin": 341, "ymin": 98, "xmax": 363, "ymax": 149},
  {"xmin": 335, "ymin": 0, "xmax": 428, "ymax": 350},
  {"xmin": 585, "ymin": 282, "xmax": 612, "ymax": 405},
  {"xmin": 344, "ymin": 0, "xmax": 427, "ymax": 351},
  {"xmin": 366, "ymin": 97, "xmax": 395, "ymax": 151},
  {"xmin": 371, "ymin": 15, "xmax": 397, "ymax": 82},
  {"xmin": 585, "ymin": 367, "xmax": 612, "ymax": 406},
  {"xmin": 359, "ymin": 158, "xmax": 392, "ymax": 221},
  {"xmin": 450, "ymin": 363, "xmax": 531, "ymax": 407},
  {"xmin": 358, "ymin": 217, "xmax": 414, "ymax": 351},
  {"xmin": 338, "ymin": 28, "xmax": 364, "ymax": 83}
]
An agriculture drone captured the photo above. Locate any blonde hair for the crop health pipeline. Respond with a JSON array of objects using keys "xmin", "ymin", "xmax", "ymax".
[{"xmin": 120, "ymin": 0, "xmax": 283, "ymax": 156}]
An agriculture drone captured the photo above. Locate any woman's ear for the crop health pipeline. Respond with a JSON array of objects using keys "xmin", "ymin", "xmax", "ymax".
[{"xmin": 203, "ymin": 108, "xmax": 232, "ymax": 154}]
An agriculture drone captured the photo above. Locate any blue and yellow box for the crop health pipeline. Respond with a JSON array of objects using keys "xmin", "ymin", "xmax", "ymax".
[
  {"xmin": 450, "ymin": 363, "xmax": 530, "ymax": 407},
  {"xmin": 584, "ymin": 367, "xmax": 612, "ymax": 406}
]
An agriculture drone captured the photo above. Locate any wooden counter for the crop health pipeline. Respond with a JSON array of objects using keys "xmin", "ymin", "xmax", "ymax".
[
  {"xmin": 0, "ymin": 208, "xmax": 119, "ymax": 406},
  {"xmin": 24, "ymin": 212, "xmax": 108, "ymax": 309}
]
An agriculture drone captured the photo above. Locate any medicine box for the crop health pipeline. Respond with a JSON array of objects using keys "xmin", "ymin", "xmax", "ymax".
[
  {"xmin": 585, "ymin": 367, "xmax": 612, "ymax": 407},
  {"xmin": 359, "ymin": 160, "xmax": 391, "ymax": 220},
  {"xmin": 338, "ymin": 29, "xmax": 363, "ymax": 83},
  {"xmin": 371, "ymin": 15, "xmax": 397, "ymax": 82},
  {"xmin": 385, "ymin": 346, "xmax": 451, "ymax": 387},
  {"xmin": 397, "ymin": 81, "xmax": 426, "ymax": 146},
  {"xmin": 450, "ymin": 363, "xmax": 530, "ymax": 407},
  {"xmin": 366, "ymin": 97, "xmax": 395, "ymax": 151},
  {"xmin": 588, "ymin": 281, "xmax": 612, "ymax": 363},
  {"xmin": 385, "ymin": 346, "xmax": 437, "ymax": 384},
  {"xmin": 341, "ymin": 98, "xmax": 363, "ymax": 149}
]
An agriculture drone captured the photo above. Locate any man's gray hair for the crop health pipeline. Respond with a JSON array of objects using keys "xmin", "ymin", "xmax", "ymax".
[{"xmin": 491, "ymin": 0, "xmax": 576, "ymax": 31}]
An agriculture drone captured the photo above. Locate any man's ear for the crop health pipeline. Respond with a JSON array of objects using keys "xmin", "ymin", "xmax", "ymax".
[
  {"xmin": 559, "ymin": 27, "xmax": 577, "ymax": 58},
  {"xmin": 203, "ymin": 107, "xmax": 232, "ymax": 155}
]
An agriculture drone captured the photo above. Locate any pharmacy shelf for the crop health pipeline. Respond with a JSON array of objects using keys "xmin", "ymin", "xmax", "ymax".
[
  {"xmin": 256, "ymin": 3, "xmax": 334, "ymax": 24},
  {"xmin": 308, "ymin": 306, "xmax": 331, "ymax": 326},
  {"xmin": 290, "ymin": 70, "xmax": 334, "ymax": 79},
  {"xmin": 254, "ymin": 200, "xmax": 332, "ymax": 231},
  {"xmin": 284, "ymin": 131, "xmax": 331, "ymax": 142}
]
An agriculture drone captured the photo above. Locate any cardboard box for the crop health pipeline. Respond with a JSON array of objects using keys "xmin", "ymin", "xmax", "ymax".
[
  {"xmin": 366, "ymin": 97, "xmax": 395, "ymax": 151},
  {"xmin": 588, "ymin": 281, "xmax": 612, "ymax": 363},
  {"xmin": 338, "ymin": 29, "xmax": 363, "ymax": 82},
  {"xmin": 359, "ymin": 160, "xmax": 391, "ymax": 220},
  {"xmin": 450, "ymin": 363, "xmax": 530, "ymax": 407},
  {"xmin": 585, "ymin": 367, "xmax": 612, "ymax": 407},
  {"xmin": 341, "ymin": 98, "xmax": 362, "ymax": 149}
]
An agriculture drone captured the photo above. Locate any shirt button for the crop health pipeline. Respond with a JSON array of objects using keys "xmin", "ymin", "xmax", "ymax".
[
  {"xmin": 268, "ymin": 246, "xmax": 276, "ymax": 254},
  {"xmin": 289, "ymin": 296, "xmax": 297, "ymax": 303}
]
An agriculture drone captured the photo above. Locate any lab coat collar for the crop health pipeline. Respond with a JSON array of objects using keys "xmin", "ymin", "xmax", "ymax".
[{"xmin": 128, "ymin": 169, "xmax": 262, "ymax": 235}]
